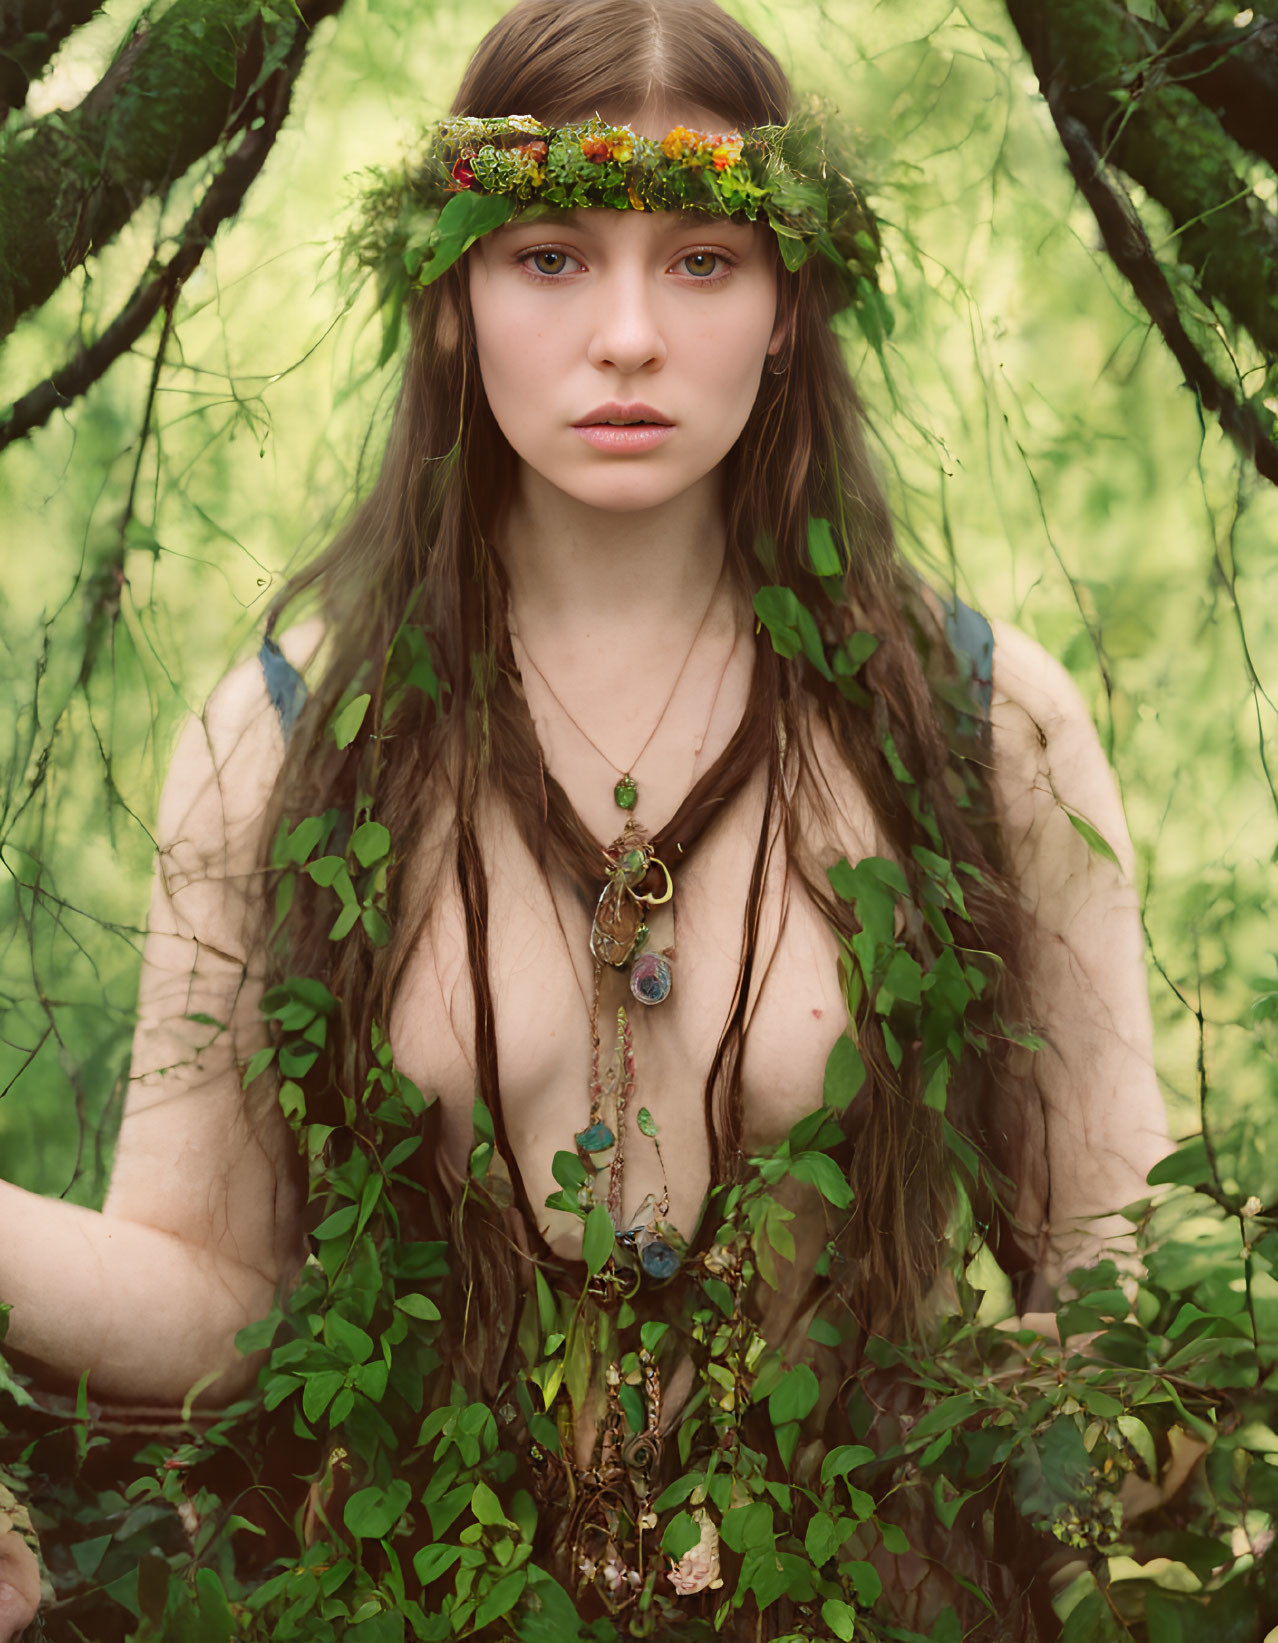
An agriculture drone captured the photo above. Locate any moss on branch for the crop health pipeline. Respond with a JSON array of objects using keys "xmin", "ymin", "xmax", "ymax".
[
  {"xmin": 0, "ymin": 0, "xmax": 302, "ymax": 340},
  {"xmin": 1008, "ymin": 0, "xmax": 1278, "ymax": 361}
]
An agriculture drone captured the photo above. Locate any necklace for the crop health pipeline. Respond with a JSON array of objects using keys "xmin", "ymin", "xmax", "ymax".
[{"xmin": 511, "ymin": 568, "xmax": 723, "ymax": 816}]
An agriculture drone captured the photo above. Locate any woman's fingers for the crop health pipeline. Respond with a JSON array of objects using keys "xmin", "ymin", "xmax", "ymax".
[{"xmin": 0, "ymin": 1529, "xmax": 40, "ymax": 1643}]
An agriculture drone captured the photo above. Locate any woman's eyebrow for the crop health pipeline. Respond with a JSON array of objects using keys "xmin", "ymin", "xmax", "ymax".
[{"xmin": 506, "ymin": 207, "xmax": 749, "ymax": 233}]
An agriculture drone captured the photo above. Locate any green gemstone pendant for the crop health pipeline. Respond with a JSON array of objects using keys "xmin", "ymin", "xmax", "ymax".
[{"xmin": 614, "ymin": 774, "xmax": 638, "ymax": 811}]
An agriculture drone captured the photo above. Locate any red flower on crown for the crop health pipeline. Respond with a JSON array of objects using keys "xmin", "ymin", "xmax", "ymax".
[{"xmin": 451, "ymin": 157, "xmax": 475, "ymax": 189}]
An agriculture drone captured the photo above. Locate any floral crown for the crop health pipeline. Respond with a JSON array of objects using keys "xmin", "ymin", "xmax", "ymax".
[{"xmin": 346, "ymin": 111, "xmax": 891, "ymax": 359}]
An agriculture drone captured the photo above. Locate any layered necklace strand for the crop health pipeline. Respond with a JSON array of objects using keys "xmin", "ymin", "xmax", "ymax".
[
  {"xmin": 510, "ymin": 566, "xmax": 723, "ymax": 816},
  {"xmin": 509, "ymin": 579, "xmax": 738, "ymax": 1288}
]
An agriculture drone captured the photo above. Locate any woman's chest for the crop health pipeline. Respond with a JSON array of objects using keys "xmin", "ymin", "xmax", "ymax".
[{"xmin": 387, "ymin": 771, "xmax": 873, "ymax": 1255}]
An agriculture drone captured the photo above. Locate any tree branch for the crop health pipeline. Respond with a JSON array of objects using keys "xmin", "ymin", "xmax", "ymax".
[
  {"xmin": 0, "ymin": 0, "xmax": 345, "ymax": 340},
  {"xmin": 1050, "ymin": 108, "xmax": 1278, "ymax": 486},
  {"xmin": 1005, "ymin": 0, "xmax": 1278, "ymax": 359},
  {"xmin": 1152, "ymin": 9, "xmax": 1278, "ymax": 176},
  {"xmin": 0, "ymin": 1, "xmax": 339, "ymax": 449},
  {"xmin": 0, "ymin": 1, "xmax": 102, "ymax": 121}
]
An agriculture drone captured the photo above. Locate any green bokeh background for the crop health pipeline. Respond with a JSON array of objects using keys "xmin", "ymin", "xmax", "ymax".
[{"xmin": 1, "ymin": 0, "xmax": 1274, "ymax": 1224}]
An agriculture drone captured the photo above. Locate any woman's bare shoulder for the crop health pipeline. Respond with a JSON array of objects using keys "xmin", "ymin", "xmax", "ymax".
[
  {"xmin": 160, "ymin": 617, "xmax": 326, "ymax": 870},
  {"xmin": 985, "ymin": 616, "xmax": 1134, "ymax": 882}
]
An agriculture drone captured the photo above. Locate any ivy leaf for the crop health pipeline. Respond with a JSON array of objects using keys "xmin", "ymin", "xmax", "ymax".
[
  {"xmin": 720, "ymin": 1501, "xmax": 774, "ymax": 1553},
  {"xmin": 302, "ymin": 1370, "xmax": 346, "ymax": 1424},
  {"xmin": 331, "ymin": 693, "xmax": 371, "ymax": 749},
  {"xmin": 312, "ymin": 1203, "xmax": 358, "ymax": 1241},
  {"xmin": 413, "ymin": 1542, "xmax": 462, "ymax": 1587},
  {"xmin": 807, "ymin": 516, "xmax": 843, "ymax": 577},
  {"xmin": 768, "ymin": 1363, "xmax": 820, "ymax": 1426},
  {"xmin": 325, "ymin": 1312, "xmax": 374, "ymax": 1366},
  {"xmin": 582, "ymin": 1204, "xmax": 615, "ymax": 1276},
  {"xmin": 660, "ymin": 1510, "xmax": 702, "ymax": 1560},
  {"xmin": 418, "ymin": 191, "xmax": 514, "ymax": 285},
  {"xmin": 820, "ymin": 1444, "xmax": 875, "ymax": 1486},
  {"xmin": 470, "ymin": 1480, "xmax": 508, "ymax": 1527},
  {"xmin": 821, "ymin": 1599, "xmax": 858, "ymax": 1642},
  {"xmin": 241, "ymin": 1046, "xmax": 275, "ymax": 1088},
  {"xmin": 344, "ymin": 1478, "xmax": 411, "ymax": 1540},
  {"xmin": 474, "ymin": 1568, "xmax": 527, "ymax": 1630},
  {"xmin": 351, "ymin": 821, "xmax": 391, "ymax": 868},
  {"xmin": 395, "ymin": 1293, "xmax": 442, "ymax": 1322},
  {"xmin": 823, "ymin": 1035, "xmax": 866, "ymax": 1110},
  {"xmin": 789, "ymin": 1151, "xmax": 854, "ymax": 1209},
  {"xmin": 1064, "ymin": 808, "xmax": 1121, "ymax": 869},
  {"xmin": 1147, "ymin": 1136, "xmax": 1212, "ymax": 1189}
]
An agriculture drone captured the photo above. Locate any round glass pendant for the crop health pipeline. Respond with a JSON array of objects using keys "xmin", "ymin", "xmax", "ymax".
[
  {"xmin": 614, "ymin": 774, "xmax": 638, "ymax": 810},
  {"xmin": 630, "ymin": 951, "xmax": 672, "ymax": 1006}
]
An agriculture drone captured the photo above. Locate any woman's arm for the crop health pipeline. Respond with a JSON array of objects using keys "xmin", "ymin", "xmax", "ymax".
[
  {"xmin": 0, "ymin": 641, "xmax": 312, "ymax": 1409},
  {"xmin": 987, "ymin": 618, "xmax": 1170, "ymax": 1292}
]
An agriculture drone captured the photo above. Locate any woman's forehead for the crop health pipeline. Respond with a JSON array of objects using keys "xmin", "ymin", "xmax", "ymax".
[{"xmin": 491, "ymin": 206, "xmax": 761, "ymax": 241}]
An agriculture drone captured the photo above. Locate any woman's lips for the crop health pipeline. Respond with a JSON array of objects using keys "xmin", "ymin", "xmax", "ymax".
[{"xmin": 572, "ymin": 424, "xmax": 674, "ymax": 453}]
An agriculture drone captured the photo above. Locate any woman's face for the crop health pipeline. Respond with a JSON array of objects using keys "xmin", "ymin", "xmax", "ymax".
[{"xmin": 467, "ymin": 113, "xmax": 786, "ymax": 516}]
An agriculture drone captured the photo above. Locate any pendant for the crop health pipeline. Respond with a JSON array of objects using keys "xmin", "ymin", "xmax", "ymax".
[
  {"xmin": 629, "ymin": 950, "xmax": 672, "ymax": 1006},
  {"xmin": 590, "ymin": 877, "xmax": 644, "ymax": 966},
  {"xmin": 614, "ymin": 773, "xmax": 638, "ymax": 810},
  {"xmin": 576, "ymin": 1121, "xmax": 615, "ymax": 1153}
]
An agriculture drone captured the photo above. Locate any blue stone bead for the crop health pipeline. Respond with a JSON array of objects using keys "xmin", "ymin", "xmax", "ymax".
[
  {"xmin": 575, "ymin": 1121, "xmax": 615, "ymax": 1153},
  {"xmin": 640, "ymin": 1239, "xmax": 680, "ymax": 1279}
]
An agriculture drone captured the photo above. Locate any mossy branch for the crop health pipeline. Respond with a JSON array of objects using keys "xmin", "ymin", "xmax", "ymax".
[
  {"xmin": 1006, "ymin": 0, "xmax": 1278, "ymax": 357},
  {"xmin": 1151, "ymin": 8, "xmax": 1278, "ymax": 176},
  {"xmin": 0, "ymin": 0, "xmax": 330, "ymax": 341},
  {"xmin": 1005, "ymin": 0, "xmax": 1278, "ymax": 486},
  {"xmin": 0, "ymin": 0, "xmax": 103, "ymax": 120},
  {"xmin": 0, "ymin": 0, "xmax": 335, "ymax": 450}
]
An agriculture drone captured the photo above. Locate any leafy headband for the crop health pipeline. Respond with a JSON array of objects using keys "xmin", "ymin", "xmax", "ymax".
[{"xmin": 346, "ymin": 113, "xmax": 892, "ymax": 361}]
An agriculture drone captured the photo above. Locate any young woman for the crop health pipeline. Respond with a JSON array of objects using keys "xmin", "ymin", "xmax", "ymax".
[{"xmin": 0, "ymin": 0, "xmax": 1169, "ymax": 1635}]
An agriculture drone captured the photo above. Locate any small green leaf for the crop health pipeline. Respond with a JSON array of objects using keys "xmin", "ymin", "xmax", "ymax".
[
  {"xmin": 470, "ymin": 1480, "xmax": 508, "ymax": 1527},
  {"xmin": 661, "ymin": 1510, "xmax": 701, "ymax": 1560},
  {"xmin": 1064, "ymin": 808, "xmax": 1121, "ymax": 868},
  {"xmin": 582, "ymin": 1204, "xmax": 614, "ymax": 1275},
  {"xmin": 395, "ymin": 1293, "xmax": 441, "ymax": 1321},
  {"xmin": 312, "ymin": 1203, "xmax": 358, "ymax": 1240},
  {"xmin": 637, "ymin": 1106, "xmax": 658, "ymax": 1138},
  {"xmin": 768, "ymin": 1363, "xmax": 820, "ymax": 1426},
  {"xmin": 325, "ymin": 1311, "xmax": 374, "ymax": 1366},
  {"xmin": 473, "ymin": 1568, "xmax": 527, "ymax": 1630},
  {"xmin": 351, "ymin": 821, "xmax": 391, "ymax": 867},
  {"xmin": 302, "ymin": 1369, "xmax": 346, "ymax": 1423},
  {"xmin": 823, "ymin": 1035, "xmax": 866, "ymax": 1110},
  {"xmin": 332, "ymin": 693, "xmax": 371, "ymax": 749},
  {"xmin": 807, "ymin": 516, "xmax": 843, "ymax": 577},
  {"xmin": 344, "ymin": 1478, "xmax": 411, "ymax": 1540},
  {"xmin": 821, "ymin": 1598, "xmax": 858, "ymax": 1642},
  {"xmin": 241, "ymin": 1046, "xmax": 275, "ymax": 1087}
]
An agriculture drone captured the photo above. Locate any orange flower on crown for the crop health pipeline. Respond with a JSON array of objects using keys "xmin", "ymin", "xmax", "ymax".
[
  {"xmin": 516, "ymin": 139, "xmax": 549, "ymax": 163},
  {"xmin": 710, "ymin": 135, "xmax": 743, "ymax": 171},
  {"xmin": 581, "ymin": 136, "xmax": 612, "ymax": 163}
]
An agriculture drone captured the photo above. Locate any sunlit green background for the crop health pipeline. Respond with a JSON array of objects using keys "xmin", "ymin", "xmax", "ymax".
[{"xmin": 2, "ymin": 0, "xmax": 1275, "ymax": 1217}]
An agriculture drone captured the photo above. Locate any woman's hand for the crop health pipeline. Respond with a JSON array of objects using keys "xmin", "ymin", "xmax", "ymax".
[{"xmin": 0, "ymin": 1523, "xmax": 41, "ymax": 1643}]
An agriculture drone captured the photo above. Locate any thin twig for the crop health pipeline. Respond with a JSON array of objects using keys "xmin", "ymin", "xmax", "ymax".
[{"xmin": 1046, "ymin": 106, "xmax": 1278, "ymax": 488}]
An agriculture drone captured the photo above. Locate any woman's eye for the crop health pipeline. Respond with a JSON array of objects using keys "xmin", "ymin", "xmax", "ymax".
[
  {"xmin": 523, "ymin": 248, "xmax": 577, "ymax": 277},
  {"xmin": 680, "ymin": 251, "xmax": 727, "ymax": 279}
]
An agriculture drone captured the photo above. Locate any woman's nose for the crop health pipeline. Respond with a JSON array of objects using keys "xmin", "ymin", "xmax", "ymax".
[{"xmin": 585, "ymin": 269, "xmax": 667, "ymax": 375}]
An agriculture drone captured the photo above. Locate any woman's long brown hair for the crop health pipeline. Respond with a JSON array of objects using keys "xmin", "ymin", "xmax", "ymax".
[{"xmin": 260, "ymin": 0, "xmax": 1048, "ymax": 1389}]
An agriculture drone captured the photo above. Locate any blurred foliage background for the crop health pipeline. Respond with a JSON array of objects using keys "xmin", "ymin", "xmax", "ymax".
[
  {"xmin": 2, "ymin": 0, "xmax": 1274, "ymax": 1205},
  {"xmin": 3, "ymin": 1, "xmax": 1278, "ymax": 1636}
]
